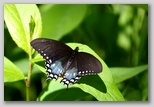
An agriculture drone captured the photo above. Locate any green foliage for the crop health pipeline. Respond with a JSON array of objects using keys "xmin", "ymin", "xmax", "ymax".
[
  {"xmin": 4, "ymin": 4, "xmax": 148, "ymax": 101},
  {"xmin": 4, "ymin": 4, "xmax": 42, "ymax": 55},
  {"xmin": 110, "ymin": 64, "xmax": 148, "ymax": 83},
  {"xmin": 4, "ymin": 57, "xmax": 25, "ymax": 82},
  {"xmin": 40, "ymin": 4, "xmax": 87, "ymax": 40}
]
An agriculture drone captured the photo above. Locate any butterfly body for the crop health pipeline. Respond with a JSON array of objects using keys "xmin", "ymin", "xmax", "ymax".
[{"xmin": 30, "ymin": 38, "xmax": 102, "ymax": 89}]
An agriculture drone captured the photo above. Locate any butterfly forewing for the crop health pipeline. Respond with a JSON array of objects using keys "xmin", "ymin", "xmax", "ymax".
[{"xmin": 30, "ymin": 38, "xmax": 73, "ymax": 63}]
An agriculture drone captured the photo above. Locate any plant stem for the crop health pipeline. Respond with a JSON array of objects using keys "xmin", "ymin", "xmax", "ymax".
[
  {"xmin": 26, "ymin": 60, "xmax": 33, "ymax": 101},
  {"xmin": 26, "ymin": 38, "xmax": 34, "ymax": 101},
  {"xmin": 26, "ymin": 84, "xmax": 30, "ymax": 101},
  {"xmin": 26, "ymin": 16, "xmax": 36, "ymax": 101}
]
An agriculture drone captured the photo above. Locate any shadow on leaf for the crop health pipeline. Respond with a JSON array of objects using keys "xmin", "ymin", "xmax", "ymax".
[{"xmin": 77, "ymin": 75, "xmax": 107, "ymax": 93}]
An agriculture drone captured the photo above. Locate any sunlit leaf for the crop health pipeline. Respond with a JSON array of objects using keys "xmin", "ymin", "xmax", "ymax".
[
  {"xmin": 4, "ymin": 57, "xmax": 25, "ymax": 82},
  {"xmin": 4, "ymin": 4, "xmax": 42, "ymax": 55}
]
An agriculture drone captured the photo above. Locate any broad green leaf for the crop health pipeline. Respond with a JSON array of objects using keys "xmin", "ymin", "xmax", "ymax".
[
  {"xmin": 36, "ymin": 43, "xmax": 124, "ymax": 101},
  {"xmin": 4, "ymin": 4, "xmax": 42, "ymax": 55},
  {"xmin": 4, "ymin": 57, "xmax": 25, "ymax": 82},
  {"xmin": 37, "ymin": 79, "xmax": 90, "ymax": 101},
  {"xmin": 40, "ymin": 4, "xmax": 87, "ymax": 40},
  {"xmin": 110, "ymin": 64, "xmax": 148, "ymax": 83}
]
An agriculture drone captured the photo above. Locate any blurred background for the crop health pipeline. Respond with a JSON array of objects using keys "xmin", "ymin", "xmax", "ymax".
[{"xmin": 4, "ymin": 4, "xmax": 148, "ymax": 101}]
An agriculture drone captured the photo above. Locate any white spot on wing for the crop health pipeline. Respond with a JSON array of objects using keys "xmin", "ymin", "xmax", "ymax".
[
  {"xmin": 49, "ymin": 73, "xmax": 53, "ymax": 78},
  {"xmin": 62, "ymin": 78, "xmax": 67, "ymax": 82},
  {"xmin": 65, "ymin": 81, "xmax": 69, "ymax": 84},
  {"xmin": 46, "ymin": 56, "xmax": 49, "ymax": 59},
  {"xmin": 75, "ymin": 76, "xmax": 81, "ymax": 80},
  {"xmin": 49, "ymin": 59, "xmax": 52, "ymax": 63},
  {"xmin": 70, "ymin": 79, "xmax": 75, "ymax": 83},
  {"xmin": 54, "ymin": 75, "xmax": 58, "ymax": 79},
  {"xmin": 47, "ymin": 69, "xmax": 51, "ymax": 72},
  {"xmin": 46, "ymin": 64, "xmax": 50, "ymax": 67}
]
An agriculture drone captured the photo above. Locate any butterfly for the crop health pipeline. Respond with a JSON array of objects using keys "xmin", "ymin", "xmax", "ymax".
[{"xmin": 30, "ymin": 38, "xmax": 102, "ymax": 89}]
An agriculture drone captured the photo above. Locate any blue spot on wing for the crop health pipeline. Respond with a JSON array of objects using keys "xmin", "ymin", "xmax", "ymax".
[
  {"xmin": 50, "ymin": 61, "xmax": 63, "ymax": 75},
  {"xmin": 64, "ymin": 68, "xmax": 78, "ymax": 80}
]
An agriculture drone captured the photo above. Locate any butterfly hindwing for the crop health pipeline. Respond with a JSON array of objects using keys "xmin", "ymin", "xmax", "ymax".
[{"xmin": 76, "ymin": 52, "xmax": 102, "ymax": 76}]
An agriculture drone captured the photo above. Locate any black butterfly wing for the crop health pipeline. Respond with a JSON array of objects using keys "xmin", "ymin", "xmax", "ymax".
[
  {"xmin": 30, "ymin": 38, "xmax": 73, "ymax": 64},
  {"xmin": 76, "ymin": 52, "xmax": 102, "ymax": 76}
]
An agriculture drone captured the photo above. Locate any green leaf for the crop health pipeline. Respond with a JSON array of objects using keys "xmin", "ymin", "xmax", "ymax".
[
  {"xmin": 31, "ymin": 54, "xmax": 44, "ymax": 63},
  {"xmin": 36, "ymin": 43, "xmax": 124, "ymax": 101},
  {"xmin": 110, "ymin": 64, "xmax": 148, "ymax": 83},
  {"xmin": 35, "ymin": 63, "xmax": 46, "ymax": 74},
  {"xmin": 4, "ymin": 4, "xmax": 42, "ymax": 55},
  {"xmin": 30, "ymin": 54, "xmax": 46, "ymax": 74},
  {"xmin": 129, "ymin": 4, "xmax": 148, "ymax": 11},
  {"xmin": 40, "ymin": 4, "xmax": 87, "ymax": 40},
  {"xmin": 4, "ymin": 57, "xmax": 25, "ymax": 82},
  {"xmin": 37, "ymin": 80, "xmax": 90, "ymax": 101}
]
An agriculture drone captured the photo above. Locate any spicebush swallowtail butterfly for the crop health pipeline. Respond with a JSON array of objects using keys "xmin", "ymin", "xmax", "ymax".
[{"xmin": 30, "ymin": 38, "xmax": 102, "ymax": 89}]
